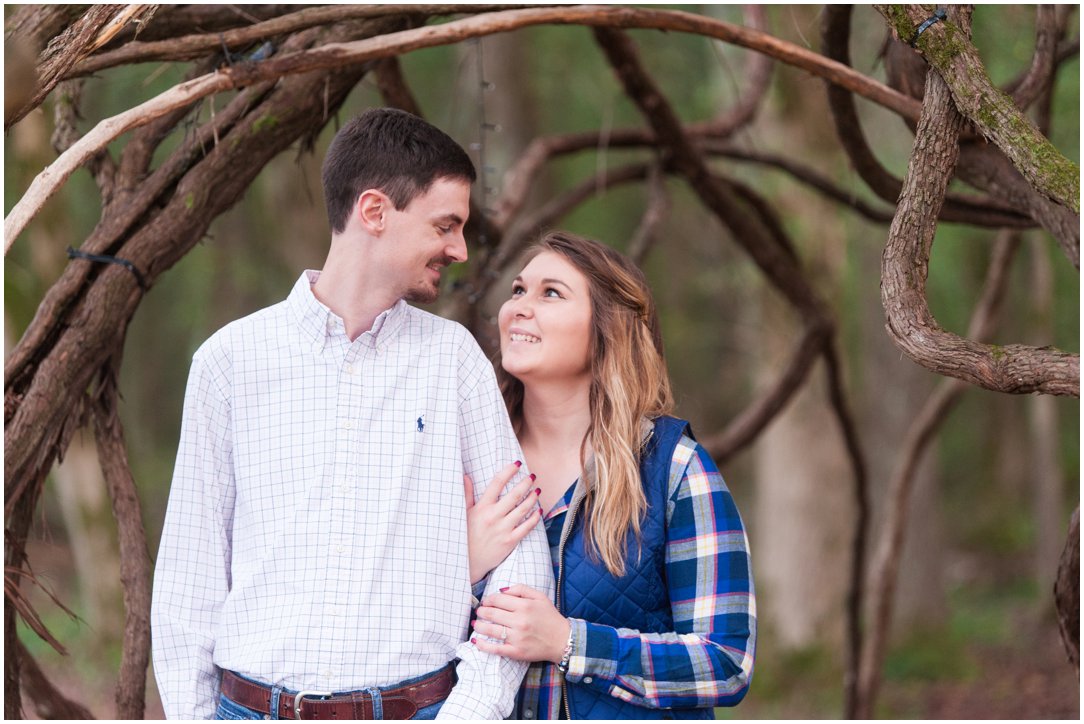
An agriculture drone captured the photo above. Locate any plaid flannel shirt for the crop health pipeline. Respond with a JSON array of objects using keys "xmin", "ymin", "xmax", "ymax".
[{"xmin": 516, "ymin": 432, "xmax": 756, "ymax": 718}]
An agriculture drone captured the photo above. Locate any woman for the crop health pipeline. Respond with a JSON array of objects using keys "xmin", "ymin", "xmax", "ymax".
[{"xmin": 463, "ymin": 231, "xmax": 755, "ymax": 719}]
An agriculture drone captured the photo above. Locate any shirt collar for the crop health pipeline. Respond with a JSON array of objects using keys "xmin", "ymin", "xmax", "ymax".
[{"xmin": 288, "ymin": 270, "xmax": 408, "ymax": 353}]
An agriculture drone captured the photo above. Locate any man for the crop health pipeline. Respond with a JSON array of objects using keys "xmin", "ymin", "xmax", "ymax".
[{"xmin": 151, "ymin": 108, "xmax": 554, "ymax": 720}]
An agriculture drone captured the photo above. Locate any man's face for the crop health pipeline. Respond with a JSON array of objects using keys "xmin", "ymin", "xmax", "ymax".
[{"xmin": 379, "ymin": 177, "xmax": 471, "ymax": 303}]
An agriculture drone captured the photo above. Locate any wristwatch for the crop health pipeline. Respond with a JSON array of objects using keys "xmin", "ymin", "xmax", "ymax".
[{"xmin": 557, "ymin": 622, "xmax": 574, "ymax": 673}]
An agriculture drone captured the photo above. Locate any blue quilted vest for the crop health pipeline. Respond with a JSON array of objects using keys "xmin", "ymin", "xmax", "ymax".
[{"xmin": 557, "ymin": 416, "xmax": 713, "ymax": 720}]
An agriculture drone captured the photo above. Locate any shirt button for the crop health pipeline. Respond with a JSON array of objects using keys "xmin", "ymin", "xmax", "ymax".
[
  {"xmin": 339, "ymin": 484, "xmax": 350, "ymax": 494},
  {"xmin": 336, "ymin": 544, "xmax": 345, "ymax": 554},
  {"xmin": 323, "ymin": 669, "xmax": 333, "ymax": 678},
  {"xmin": 345, "ymin": 363, "xmax": 355, "ymax": 375},
  {"xmin": 584, "ymin": 676, "xmax": 593, "ymax": 684},
  {"xmin": 343, "ymin": 421, "xmax": 353, "ymax": 430},
  {"xmin": 524, "ymin": 709, "xmax": 534, "ymax": 718}
]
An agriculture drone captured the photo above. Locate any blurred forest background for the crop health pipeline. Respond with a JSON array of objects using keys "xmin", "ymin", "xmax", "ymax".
[{"xmin": 4, "ymin": 4, "xmax": 1079, "ymax": 719}]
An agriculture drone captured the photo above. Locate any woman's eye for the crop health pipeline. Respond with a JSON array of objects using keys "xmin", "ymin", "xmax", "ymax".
[
  {"xmin": 511, "ymin": 285, "xmax": 525, "ymax": 296},
  {"xmin": 543, "ymin": 288, "xmax": 562, "ymax": 298}
]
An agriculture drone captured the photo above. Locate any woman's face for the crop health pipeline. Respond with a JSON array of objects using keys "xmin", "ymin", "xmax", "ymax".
[{"xmin": 498, "ymin": 251, "xmax": 593, "ymax": 384}]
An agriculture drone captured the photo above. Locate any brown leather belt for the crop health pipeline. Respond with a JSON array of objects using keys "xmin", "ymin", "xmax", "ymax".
[{"xmin": 220, "ymin": 665, "xmax": 456, "ymax": 720}]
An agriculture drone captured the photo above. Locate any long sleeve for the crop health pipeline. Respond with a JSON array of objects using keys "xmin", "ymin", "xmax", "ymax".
[
  {"xmin": 151, "ymin": 348, "xmax": 237, "ymax": 719},
  {"xmin": 437, "ymin": 338, "xmax": 555, "ymax": 720},
  {"xmin": 562, "ymin": 438, "xmax": 756, "ymax": 709}
]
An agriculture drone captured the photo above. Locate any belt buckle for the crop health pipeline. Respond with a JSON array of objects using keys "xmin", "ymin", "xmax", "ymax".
[{"xmin": 293, "ymin": 690, "xmax": 332, "ymax": 719}]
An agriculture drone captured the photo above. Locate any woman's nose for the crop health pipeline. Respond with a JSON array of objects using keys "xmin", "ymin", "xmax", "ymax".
[{"xmin": 513, "ymin": 297, "xmax": 533, "ymax": 318}]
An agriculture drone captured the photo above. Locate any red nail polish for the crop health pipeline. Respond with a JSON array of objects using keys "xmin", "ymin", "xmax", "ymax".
[
  {"xmin": 535, "ymin": 488, "xmax": 542, "ymax": 496},
  {"xmin": 471, "ymin": 638, "xmax": 477, "ymax": 644},
  {"xmin": 500, "ymin": 586, "xmax": 509, "ymax": 593},
  {"xmin": 514, "ymin": 460, "xmax": 522, "ymax": 467},
  {"xmin": 529, "ymin": 473, "xmax": 536, "ymax": 481}
]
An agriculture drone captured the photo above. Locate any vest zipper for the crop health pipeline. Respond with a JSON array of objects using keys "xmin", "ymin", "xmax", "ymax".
[{"xmin": 555, "ymin": 482, "xmax": 584, "ymax": 721}]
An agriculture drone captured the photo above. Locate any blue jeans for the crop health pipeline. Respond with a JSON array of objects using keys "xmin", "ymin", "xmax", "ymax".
[{"xmin": 214, "ymin": 669, "xmax": 447, "ymax": 720}]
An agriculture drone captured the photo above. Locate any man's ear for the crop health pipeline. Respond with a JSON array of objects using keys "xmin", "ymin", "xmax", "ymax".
[{"xmin": 356, "ymin": 189, "xmax": 388, "ymax": 234}]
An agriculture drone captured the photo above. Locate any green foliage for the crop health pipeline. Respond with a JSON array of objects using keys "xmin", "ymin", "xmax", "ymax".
[
  {"xmin": 883, "ymin": 625, "xmax": 980, "ymax": 684},
  {"xmin": 727, "ymin": 644, "xmax": 843, "ymax": 718}
]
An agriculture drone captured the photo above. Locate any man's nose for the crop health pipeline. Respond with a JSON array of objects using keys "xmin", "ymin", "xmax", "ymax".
[{"xmin": 446, "ymin": 230, "xmax": 468, "ymax": 263}]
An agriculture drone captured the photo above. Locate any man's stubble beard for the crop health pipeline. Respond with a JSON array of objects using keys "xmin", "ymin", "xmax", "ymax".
[
  {"xmin": 403, "ymin": 283, "xmax": 439, "ymax": 304},
  {"xmin": 403, "ymin": 255, "xmax": 456, "ymax": 304}
]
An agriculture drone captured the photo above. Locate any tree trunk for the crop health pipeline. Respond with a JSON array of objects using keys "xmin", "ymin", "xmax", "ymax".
[
  {"xmin": 1027, "ymin": 237, "xmax": 1066, "ymax": 593},
  {"xmin": 754, "ymin": 347, "xmax": 854, "ymax": 650},
  {"xmin": 1054, "ymin": 507, "xmax": 1079, "ymax": 670}
]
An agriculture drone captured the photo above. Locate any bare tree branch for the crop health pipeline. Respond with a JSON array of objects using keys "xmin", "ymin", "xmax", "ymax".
[
  {"xmin": 6, "ymin": 5, "xmax": 926, "ymax": 252},
  {"xmin": 51, "ymin": 79, "xmax": 117, "ymax": 203},
  {"xmin": 880, "ymin": 63, "xmax": 1079, "ymax": 396},
  {"xmin": 874, "ymin": 7, "xmax": 1081, "ymax": 263},
  {"xmin": 3, "ymin": 5, "xmax": 85, "ymax": 49},
  {"xmin": 626, "ymin": 163, "xmax": 671, "ymax": 265},
  {"xmin": 821, "ymin": 6, "xmax": 1035, "ymax": 229},
  {"xmin": 5, "ymin": 465, "xmax": 51, "ymax": 718},
  {"xmin": 1009, "ymin": 5, "xmax": 1061, "ymax": 111},
  {"xmin": 702, "ymin": 323, "xmax": 829, "ymax": 463},
  {"xmin": 591, "ymin": 26, "xmax": 828, "ymax": 317},
  {"xmin": 100, "ymin": 5, "xmax": 310, "ymax": 46},
  {"xmin": 66, "ymin": 4, "xmax": 533, "ymax": 78},
  {"xmin": 4, "ymin": 564, "xmax": 77, "ymax": 655},
  {"xmin": 877, "ymin": 4, "xmax": 1080, "ymax": 213},
  {"xmin": 92, "ymin": 365, "xmax": 153, "ymax": 719},
  {"xmin": 703, "ymin": 4, "xmax": 774, "ymax": 136},
  {"xmin": 702, "ymin": 143, "xmax": 895, "ymax": 223},
  {"xmin": 857, "ymin": 231, "xmax": 1022, "ymax": 718},
  {"xmin": 6, "ymin": 5, "xmax": 159, "ymax": 129},
  {"xmin": 496, "ymin": 5, "xmax": 769, "ymax": 231},
  {"xmin": 820, "ymin": 335, "xmax": 871, "ymax": 721},
  {"xmin": 5, "ymin": 60, "xmax": 267, "ymax": 395},
  {"xmin": 15, "ymin": 640, "xmax": 94, "ymax": 719},
  {"xmin": 956, "ymin": 143, "xmax": 1080, "ymax": 267}
]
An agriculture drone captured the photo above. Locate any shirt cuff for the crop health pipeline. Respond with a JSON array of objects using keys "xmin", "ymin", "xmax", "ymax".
[
  {"xmin": 470, "ymin": 577, "xmax": 488, "ymax": 607},
  {"xmin": 562, "ymin": 618, "xmax": 618, "ymax": 685}
]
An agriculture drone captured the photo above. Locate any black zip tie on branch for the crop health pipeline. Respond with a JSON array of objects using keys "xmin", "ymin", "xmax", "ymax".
[
  {"xmin": 910, "ymin": 7, "xmax": 948, "ymax": 47},
  {"xmin": 66, "ymin": 246, "xmax": 148, "ymax": 290}
]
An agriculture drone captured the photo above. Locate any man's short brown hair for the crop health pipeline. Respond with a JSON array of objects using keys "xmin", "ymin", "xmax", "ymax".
[{"xmin": 321, "ymin": 108, "xmax": 476, "ymax": 234}]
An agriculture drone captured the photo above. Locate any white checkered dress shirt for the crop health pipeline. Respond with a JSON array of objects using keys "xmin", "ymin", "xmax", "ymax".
[{"xmin": 151, "ymin": 270, "xmax": 554, "ymax": 719}]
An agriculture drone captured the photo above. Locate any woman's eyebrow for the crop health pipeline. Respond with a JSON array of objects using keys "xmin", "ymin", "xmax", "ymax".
[{"xmin": 512, "ymin": 276, "xmax": 573, "ymax": 291}]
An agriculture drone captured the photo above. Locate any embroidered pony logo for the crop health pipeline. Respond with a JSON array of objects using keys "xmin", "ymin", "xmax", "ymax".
[{"xmin": 417, "ymin": 415, "xmax": 425, "ymax": 432}]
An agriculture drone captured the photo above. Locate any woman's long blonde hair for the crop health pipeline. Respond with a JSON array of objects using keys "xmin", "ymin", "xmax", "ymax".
[{"xmin": 497, "ymin": 231, "xmax": 674, "ymax": 577}]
